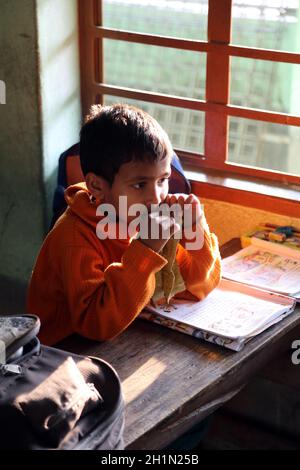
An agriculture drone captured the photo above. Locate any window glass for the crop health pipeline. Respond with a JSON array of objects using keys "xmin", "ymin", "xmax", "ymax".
[
  {"xmin": 104, "ymin": 40, "xmax": 206, "ymax": 99},
  {"xmin": 102, "ymin": 0, "xmax": 208, "ymax": 40},
  {"xmin": 232, "ymin": 0, "xmax": 300, "ymax": 53},
  {"xmin": 229, "ymin": 117, "xmax": 300, "ymax": 176},
  {"xmin": 231, "ymin": 57, "xmax": 300, "ymax": 115},
  {"xmin": 104, "ymin": 95, "xmax": 205, "ymax": 153}
]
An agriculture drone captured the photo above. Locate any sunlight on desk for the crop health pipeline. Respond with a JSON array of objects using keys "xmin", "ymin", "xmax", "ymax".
[{"xmin": 122, "ymin": 357, "xmax": 166, "ymax": 403}]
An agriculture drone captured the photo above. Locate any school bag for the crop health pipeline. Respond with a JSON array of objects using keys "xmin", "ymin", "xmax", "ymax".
[
  {"xmin": 50, "ymin": 143, "xmax": 191, "ymax": 229},
  {"xmin": 0, "ymin": 314, "xmax": 124, "ymax": 450}
]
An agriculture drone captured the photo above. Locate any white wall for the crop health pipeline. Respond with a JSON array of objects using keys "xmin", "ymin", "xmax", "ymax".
[{"xmin": 37, "ymin": 0, "xmax": 82, "ymax": 223}]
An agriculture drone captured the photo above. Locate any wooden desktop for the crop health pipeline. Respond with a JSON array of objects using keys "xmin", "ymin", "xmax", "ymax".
[{"xmin": 57, "ymin": 239, "xmax": 300, "ymax": 449}]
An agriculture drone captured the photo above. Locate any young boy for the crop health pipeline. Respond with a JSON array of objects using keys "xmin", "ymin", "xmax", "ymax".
[{"xmin": 27, "ymin": 104, "xmax": 221, "ymax": 345}]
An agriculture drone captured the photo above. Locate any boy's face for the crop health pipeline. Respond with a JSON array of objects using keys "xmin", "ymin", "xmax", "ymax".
[{"xmin": 90, "ymin": 156, "xmax": 172, "ymax": 221}]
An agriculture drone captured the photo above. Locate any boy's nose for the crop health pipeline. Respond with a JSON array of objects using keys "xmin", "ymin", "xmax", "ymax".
[{"xmin": 145, "ymin": 186, "xmax": 163, "ymax": 207}]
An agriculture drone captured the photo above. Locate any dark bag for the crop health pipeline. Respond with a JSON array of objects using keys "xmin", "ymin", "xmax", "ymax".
[{"xmin": 0, "ymin": 315, "xmax": 124, "ymax": 450}]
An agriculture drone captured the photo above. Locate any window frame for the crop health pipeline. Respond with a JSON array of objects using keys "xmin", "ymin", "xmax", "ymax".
[{"xmin": 78, "ymin": 0, "xmax": 300, "ymax": 187}]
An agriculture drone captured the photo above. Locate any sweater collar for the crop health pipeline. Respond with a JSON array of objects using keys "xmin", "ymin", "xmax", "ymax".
[{"xmin": 64, "ymin": 183, "xmax": 133, "ymax": 243}]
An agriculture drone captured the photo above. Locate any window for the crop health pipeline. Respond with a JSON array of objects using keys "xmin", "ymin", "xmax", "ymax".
[{"xmin": 79, "ymin": 0, "xmax": 300, "ymax": 185}]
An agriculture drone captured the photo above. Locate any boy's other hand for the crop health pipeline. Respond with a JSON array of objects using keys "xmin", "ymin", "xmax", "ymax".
[
  {"xmin": 164, "ymin": 193, "xmax": 202, "ymax": 228},
  {"xmin": 138, "ymin": 212, "xmax": 181, "ymax": 253}
]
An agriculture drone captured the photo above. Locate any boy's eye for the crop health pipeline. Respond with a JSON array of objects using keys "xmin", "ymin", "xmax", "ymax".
[
  {"xmin": 158, "ymin": 177, "xmax": 169, "ymax": 185},
  {"xmin": 132, "ymin": 177, "xmax": 169, "ymax": 189},
  {"xmin": 132, "ymin": 182, "xmax": 146, "ymax": 189}
]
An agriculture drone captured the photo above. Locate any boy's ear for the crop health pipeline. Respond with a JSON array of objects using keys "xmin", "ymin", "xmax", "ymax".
[{"xmin": 85, "ymin": 173, "xmax": 109, "ymax": 201}]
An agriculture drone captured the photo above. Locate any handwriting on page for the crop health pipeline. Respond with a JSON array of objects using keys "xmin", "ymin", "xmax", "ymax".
[{"xmin": 156, "ymin": 287, "xmax": 285, "ymax": 339}]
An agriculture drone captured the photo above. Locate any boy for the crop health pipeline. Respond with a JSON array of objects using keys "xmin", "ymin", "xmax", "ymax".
[{"xmin": 27, "ymin": 104, "xmax": 221, "ymax": 345}]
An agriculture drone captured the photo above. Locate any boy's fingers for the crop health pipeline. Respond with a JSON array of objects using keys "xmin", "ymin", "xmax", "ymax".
[
  {"xmin": 168, "ymin": 195, "xmax": 178, "ymax": 206},
  {"xmin": 164, "ymin": 195, "xmax": 172, "ymax": 205},
  {"xmin": 185, "ymin": 194, "xmax": 195, "ymax": 204},
  {"xmin": 165, "ymin": 193, "xmax": 199, "ymax": 207},
  {"xmin": 138, "ymin": 212, "xmax": 182, "ymax": 252},
  {"xmin": 148, "ymin": 213, "xmax": 181, "ymax": 238},
  {"xmin": 186, "ymin": 194, "xmax": 199, "ymax": 204},
  {"xmin": 164, "ymin": 194, "xmax": 185, "ymax": 208}
]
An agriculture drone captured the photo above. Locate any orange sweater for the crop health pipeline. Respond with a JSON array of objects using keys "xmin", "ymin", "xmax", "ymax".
[{"xmin": 27, "ymin": 183, "xmax": 221, "ymax": 345}]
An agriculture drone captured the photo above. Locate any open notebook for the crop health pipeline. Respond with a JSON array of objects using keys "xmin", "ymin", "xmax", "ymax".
[
  {"xmin": 140, "ymin": 278, "xmax": 296, "ymax": 351},
  {"xmin": 221, "ymin": 237, "xmax": 300, "ymax": 299}
]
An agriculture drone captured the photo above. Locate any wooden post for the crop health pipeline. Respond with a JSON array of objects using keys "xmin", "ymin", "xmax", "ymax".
[
  {"xmin": 78, "ymin": 0, "xmax": 100, "ymax": 118},
  {"xmin": 205, "ymin": 0, "xmax": 231, "ymax": 166}
]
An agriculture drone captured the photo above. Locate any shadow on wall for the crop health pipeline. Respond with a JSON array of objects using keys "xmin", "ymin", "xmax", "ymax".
[
  {"xmin": 45, "ymin": 166, "xmax": 60, "ymax": 230},
  {"xmin": 0, "ymin": 275, "xmax": 27, "ymax": 315}
]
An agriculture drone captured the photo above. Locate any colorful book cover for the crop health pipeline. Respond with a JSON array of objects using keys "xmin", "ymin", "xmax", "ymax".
[
  {"xmin": 241, "ymin": 223, "xmax": 300, "ymax": 251},
  {"xmin": 140, "ymin": 310, "xmax": 245, "ymax": 351}
]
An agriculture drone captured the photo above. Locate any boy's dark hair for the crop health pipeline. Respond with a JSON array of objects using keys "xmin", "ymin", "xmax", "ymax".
[{"xmin": 80, "ymin": 104, "xmax": 173, "ymax": 185}]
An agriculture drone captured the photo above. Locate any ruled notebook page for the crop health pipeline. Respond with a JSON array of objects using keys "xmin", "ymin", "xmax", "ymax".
[{"xmin": 150, "ymin": 280, "xmax": 294, "ymax": 340}]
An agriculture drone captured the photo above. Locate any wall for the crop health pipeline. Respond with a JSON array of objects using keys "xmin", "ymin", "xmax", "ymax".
[
  {"xmin": 0, "ymin": 0, "xmax": 81, "ymax": 286},
  {"xmin": 0, "ymin": 0, "xmax": 45, "ymax": 284},
  {"xmin": 202, "ymin": 198, "xmax": 300, "ymax": 246},
  {"xmin": 37, "ymin": 0, "xmax": 81, "ymax": 223}
]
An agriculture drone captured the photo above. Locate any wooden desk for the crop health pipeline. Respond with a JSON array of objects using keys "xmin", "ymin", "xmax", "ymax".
[{"xmin": 57, "ymin": 239, "xmax": 300, "ymax": 450}]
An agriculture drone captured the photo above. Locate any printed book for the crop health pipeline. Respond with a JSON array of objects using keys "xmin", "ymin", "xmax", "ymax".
[
  {"xmin": 241, "ymin": 223, "xmax": 300, "ymax": 252},
  {"xmin": 222, "ymin": 236, "xmax": 300, "ymax": 298}
]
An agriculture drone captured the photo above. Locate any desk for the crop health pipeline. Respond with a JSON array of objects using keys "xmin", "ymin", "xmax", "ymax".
[{"xmin": 57, "ymin": 239, "xmax": 300, "ymax": 450}]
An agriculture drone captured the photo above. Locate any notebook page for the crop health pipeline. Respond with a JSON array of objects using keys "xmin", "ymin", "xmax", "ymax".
[{"xmin": 152, "ymin": 286, "xmax": 290, "ymax": 340}]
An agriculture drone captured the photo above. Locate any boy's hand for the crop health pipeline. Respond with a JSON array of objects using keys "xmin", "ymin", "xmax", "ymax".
[
  {"xmin": 138, "ymin": 212, "xmax": 181, "ymax": 253},
  {"xmin": 164, "ymin": 193, "xmax": 202, "ymax": 228}
]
